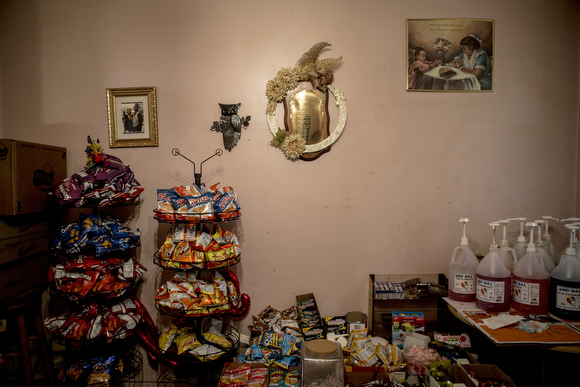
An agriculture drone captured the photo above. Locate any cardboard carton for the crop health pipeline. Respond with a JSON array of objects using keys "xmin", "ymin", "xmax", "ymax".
[
  {"xmin": 392, "ymin": 311, "xmax": 425, "ymax": 349},
  {"xmin": 344, "ymin": 366, "xmax": 391, "ymax": 386},
  {"xmin": 0, "ymin": 139, "xmax": 67, "ymax": 215},
  {"xmin": 0, "ymin": 252, "xmax": 51, "ymax": 303},
  {"xmin": 462, "ymin": 364, "xmax": 516, "ymax": 387},
  {"xmin": 427, "ymin": 364, "xmax": 477, "ymax": 387},
  {"xmin": 0, "ymin": 214, "xmax": 51, "ymax": 265},
  {"xmin": 296, "ymin": 293, "xmax": 325, "ymax": 340}
]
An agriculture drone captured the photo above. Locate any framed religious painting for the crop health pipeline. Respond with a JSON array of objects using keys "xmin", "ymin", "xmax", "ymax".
[
  {"xmin": 107, "ymin": 86, "xmax": 159, "ymax": 147},
  {"xmin": 407, "ymin": 19, "xmax": 494, "ymax": 92}
]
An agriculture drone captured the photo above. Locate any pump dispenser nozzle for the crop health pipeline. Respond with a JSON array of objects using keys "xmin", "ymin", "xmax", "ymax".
[
  {"xmin": 542, "ymin": 216, "xmax": 559, "ymax": 237},
  {"xmin": 535, "ymin": 220, "xmax": 546, "ymax": 246},
  {"xmin": 564, "ymin": 224, "xmax": 579, "ymax": 256},
  {"xmin": 508, "ymin": 217, "xmax": 528, "ymax": 243},
  {"xmin": 459, "ymin": 218, "xmax": 470, "ymax": 246},
  {"xmin": 500, "ymin": 220, "xmax": 510, "ymax": 247},
  {"xmin": 489, "ymin": 222, "xmax": 500, "ymax": 250},
  {"xmin": 526, "ymin": 222, "xmax": 537, "ymax": 252}
]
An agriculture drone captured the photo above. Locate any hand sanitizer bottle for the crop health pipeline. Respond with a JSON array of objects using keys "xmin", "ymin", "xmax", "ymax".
[
  {"xmin": 448, "ymin": 218, "xmax": 480, "ymax": 302},
  {"xmin": 476, "ymin": 223, "xmax": 512, "ymax": 312},
  {"xmin": 549, "ymin": 224, "xmax": 580, "ymax": 320},
  {"xmin": 512, "ymin": 222, "xmax": 549, "ymax": 315}
]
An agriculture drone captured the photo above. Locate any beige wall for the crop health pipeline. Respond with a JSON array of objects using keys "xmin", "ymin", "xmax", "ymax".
[{"xmin": 1, "ymin": 0, "xmax": 579, "ymax": 381}]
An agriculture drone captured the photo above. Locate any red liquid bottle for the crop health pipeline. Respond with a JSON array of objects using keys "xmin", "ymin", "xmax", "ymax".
[
  {"xmin": 512, "ymin": 222, "xmax": 550, "ymax": 315},
  {"xmin": 475, "ymin": 223, "xmax": 512, "ymax": 312}
]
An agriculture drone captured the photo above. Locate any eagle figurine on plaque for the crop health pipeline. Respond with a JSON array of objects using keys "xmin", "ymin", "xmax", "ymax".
[{"xmin": 266, "ymin": 42, "xmax": 347, "ymax": 161}]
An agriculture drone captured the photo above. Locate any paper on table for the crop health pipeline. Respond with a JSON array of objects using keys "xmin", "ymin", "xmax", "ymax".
[{"xmin": 482, "ymin": 315, "xmax": 525, "ymax": 330}]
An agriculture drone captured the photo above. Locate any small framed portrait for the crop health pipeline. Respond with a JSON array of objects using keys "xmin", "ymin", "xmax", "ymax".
[
  {"xmin": 407, "ymin": 19, "xmax": 494, "ymax": 92},
  {"xmin": 106, "ymin": 86, "xmax": 159, "ymax": 147}
]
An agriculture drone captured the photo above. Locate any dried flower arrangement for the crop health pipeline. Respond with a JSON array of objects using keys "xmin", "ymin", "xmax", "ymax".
[{"xmin": 266, "ymin": 42, "xmax": 342, "ymax": 160}]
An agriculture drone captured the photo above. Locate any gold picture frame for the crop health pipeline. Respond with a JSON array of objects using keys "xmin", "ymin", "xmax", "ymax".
[
  {"xmin": 407, "ymin": 19, "xmax": 494, "ymax": 92},
  {"xmin": 107, "ymin": 86, "xmax": 158, "ymax": 148}
]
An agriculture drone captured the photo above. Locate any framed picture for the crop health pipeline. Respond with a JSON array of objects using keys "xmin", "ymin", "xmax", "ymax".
[
  {"xmin": 407, "ymin": 19, "xmax": 494, "ymax": 92},
  {"xmin": 107, "ymin": 86, "xmax": 159, "ymax": 147}
]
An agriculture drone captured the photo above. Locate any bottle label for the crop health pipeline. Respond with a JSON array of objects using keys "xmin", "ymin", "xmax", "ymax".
[
  {"xmin": 476, "ymin": 278, "xmax": 505, "ymax": 303},
  {"xmin": 452, "ymin": 273, "xmax": 475, "ymax": 294},
  {"xmin": 513, "ymin": 279, "xmax": 540, "ymax": 306},
  {"xmin": 555, "ymin": 285, "xmax": 580, "ymax": 312}
]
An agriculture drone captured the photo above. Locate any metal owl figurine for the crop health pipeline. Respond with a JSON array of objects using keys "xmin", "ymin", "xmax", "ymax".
[{"xmin": 210, "ymin": 103, "xmax": 251, "ymax": 151}]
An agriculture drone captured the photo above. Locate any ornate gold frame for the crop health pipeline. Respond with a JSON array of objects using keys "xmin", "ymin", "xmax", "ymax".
[
  {"xmin": 107, "ymin": 86, "xmax": 159, "ymax": 148},
  {"xmin": 267, "ymin": 83, "xmax": 347, "ymax": 154}
]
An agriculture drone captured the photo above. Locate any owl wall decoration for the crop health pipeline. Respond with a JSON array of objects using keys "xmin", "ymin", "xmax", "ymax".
[{"xmin": 210, "ymin": 103, "xmax": 251, "ymax": 151}]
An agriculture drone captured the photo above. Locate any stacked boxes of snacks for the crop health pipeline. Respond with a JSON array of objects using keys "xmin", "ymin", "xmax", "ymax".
[
  {"xmin": 392, "ymin": 311, "xmax": 425, "ymax": 349},
  {"xmin": 296, "ymin": 293, "xmax": 325, "ymax": 341}
]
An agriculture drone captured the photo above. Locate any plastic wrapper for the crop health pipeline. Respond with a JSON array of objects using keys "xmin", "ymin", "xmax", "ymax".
[{"xmin": 50, "ymin": 151, "xmax": 142, "ymax": 208}]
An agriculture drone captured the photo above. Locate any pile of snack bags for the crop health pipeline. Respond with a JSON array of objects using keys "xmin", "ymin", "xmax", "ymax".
[
  {"xmin": 155, "ymin": 271, "xmax": 241, "ymax": 317},
  {"xmin": 50, "ymin": 254, "xmax": 145, "ymax": 301},
  {"xmin": 51, "ymin": 213, "xmax": 141, "ymax": 256},
  {"xmin": 158, "ymin": 318, "xmax": 234, "ymax": 361},
  {"xmin": 156, "ymin": 223, "xmax": 240, "ymax": 270},
  {"xmin": 44, "ymin": 298, "xmax": 142, "ymax": 344},
  {"xmin": 155, "ymin": 183, "xmax": 241, "ymax": 223},
  {"xmin": 50, "ymin": 151, "xmax": 143, "ymax": 208},
  {"xmin": 58, "ymin": 352, "xmax": 126, "ymax": 385}
]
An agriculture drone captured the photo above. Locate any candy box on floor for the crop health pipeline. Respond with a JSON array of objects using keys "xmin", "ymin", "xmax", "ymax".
[
  {"xmin": 392, "ymin": 311, "xmax": 425, "ymax": 349},
  {"xmin": 344, "ymin": 366, "xmax": 391, "ymax": 386},
  {"xmin": 219, "ymin": 362, "xmax": 269, "ymax": 386},
  {"xmin": 462, "ymin": 364, "xmax": 516, "ymax": 387}
]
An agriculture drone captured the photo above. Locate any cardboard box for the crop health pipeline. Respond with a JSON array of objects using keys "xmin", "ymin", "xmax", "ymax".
[
  {"xmin": 296, "ymin": 293, "xmax": 325, "ymax": 341},
  {"xmin": 369, "ymin": 274, "xmax": 452, "ymax": 340},
  {"xmin": 392, "ymin": 311, "xmax": 425, "ymax": 349},
  {"xmin": 0, "ymin": 251, "xmax": 51, "ymax": 303},
  {"xmin": 345, "ymin": 311, "xmax": 367, "ymax": 334},
  {"xmin": 427, "ymin": 364, "xmax": 477, "ymax": 387},
  {"xmin": 0, "ymin": 214, "xmax": 51, "ymax": 266},
  {"xmin": 0, "ymin": 139, "xmax": 67, "ymax": 215},
  {"xmin": 323, "ymin": 315, "xmax": 347, "ymax": 336},
  {"xmin": 344, "ymin": 366, "xmax": 391, "ymax": 386},
  {"xmin": 462, "ymin": 364, "xmax": 516, "ymax": 387}
]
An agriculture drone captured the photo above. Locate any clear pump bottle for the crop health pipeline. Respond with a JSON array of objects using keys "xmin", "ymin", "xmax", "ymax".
[
  {"xmin": 448, "ymin": 218, "xmax": 480, "ymax": 302},
  {"xmin": 512, "ymin": 222, "xmax": 550, "ymax": 315},
  {"xmin": 476, "ymin": 223, "xmax": 512, "ymax": 312},
  {"xmin": 498, "ymin": 219, "xmax": 517, "ymax": 272},
  {"xmin": 509, "ymin": 217, "xmax": 528, "ymax": 260},
  {"xmin": 542, "ymin": 216, "xmax": 560, "ymax": 264},
  {"xmin": 549, "ymin": 224, "xmax": 580, "ymax": 320},
  {"xmin": 534, "ymin": 220, "xmax": 556, "ymax": 274}
]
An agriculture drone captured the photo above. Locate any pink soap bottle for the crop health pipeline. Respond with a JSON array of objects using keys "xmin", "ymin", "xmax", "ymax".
[
  {"xmin": 512, "ymin": 222, "xmax": 550, "ymax": 315},
  {"xmin": 448, "ymin": 218, "xmax": 480, "ymax": 302},
  {"xmin": 476, "ymin": 222, "xmax": 512, "ymax": 312}
]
